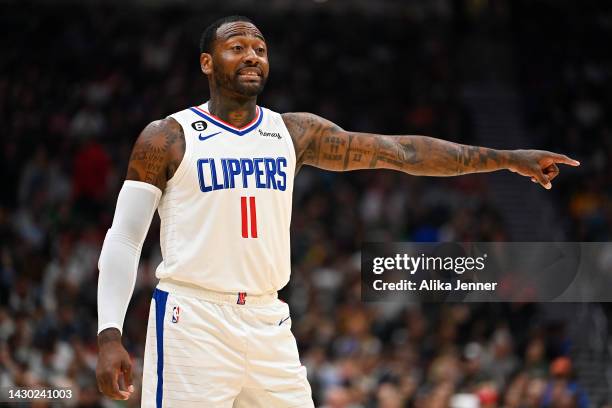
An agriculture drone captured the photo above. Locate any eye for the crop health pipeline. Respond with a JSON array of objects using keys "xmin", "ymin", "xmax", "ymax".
[
  {"xmin": 256, "ymin": 47, "xmax": 266, "ymax": 54},
  {"xmin": 232, "ymin": 45, "xmax": 243, "ymax": 51}
]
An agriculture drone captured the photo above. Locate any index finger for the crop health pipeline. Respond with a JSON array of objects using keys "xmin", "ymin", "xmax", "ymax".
[{"xmin": 549, "ymin": 153, "xmax": 580, "ymax": 166}]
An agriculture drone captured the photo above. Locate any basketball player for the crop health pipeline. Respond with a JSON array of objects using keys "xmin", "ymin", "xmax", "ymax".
[{"xmin": 95, "ymin": 16, "xmax": 579, "ymax": 407}]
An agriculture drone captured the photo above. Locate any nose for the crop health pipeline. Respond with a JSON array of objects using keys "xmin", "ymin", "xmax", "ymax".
[{"xmin": 243, "ymin": 47, "xmax": 259, "ymax": 65}]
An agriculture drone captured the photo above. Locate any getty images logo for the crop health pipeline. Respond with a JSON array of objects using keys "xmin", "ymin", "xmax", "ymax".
[{"xmin": 258, "ymin": 129, "xmax": 282, "ymax": 139}]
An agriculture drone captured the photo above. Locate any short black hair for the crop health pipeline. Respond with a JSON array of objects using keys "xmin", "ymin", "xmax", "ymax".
[{"xmin": 200, "ymin": 15, "xmax": 254, "ymax": 54}]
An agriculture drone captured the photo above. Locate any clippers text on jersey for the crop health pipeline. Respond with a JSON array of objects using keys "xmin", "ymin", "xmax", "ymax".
[{"xmin": 197, "ymin": 157, "xmax": 288, "ymax": 192}]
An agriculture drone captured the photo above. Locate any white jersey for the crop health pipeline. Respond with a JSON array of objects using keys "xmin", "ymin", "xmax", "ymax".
[{"xmin": 155, "ymin": 102, "xmax": 296, "ymax": 294}]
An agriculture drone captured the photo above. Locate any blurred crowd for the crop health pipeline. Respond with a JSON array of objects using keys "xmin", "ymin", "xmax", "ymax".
[
  {"xmin": 0, "ymin": 0, "xmax": 610, "ymax": 407},
  {"xmin": 513, "ymin": 0, "xmax": 612, "ymax": 241}
]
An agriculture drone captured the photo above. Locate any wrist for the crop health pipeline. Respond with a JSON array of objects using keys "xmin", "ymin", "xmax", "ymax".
[{"xmin": 98, "ymin": 327, "xmax": 122, "ymax": 347}]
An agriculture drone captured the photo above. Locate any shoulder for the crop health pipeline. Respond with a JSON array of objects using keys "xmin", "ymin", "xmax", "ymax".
[
  {"xmin": 281, "ymin": 112, "xmax": 344, "ymax": 168},
  {"xmin": 282, "ymin": 112, "xmax": 324, "ymax": 136},
  {"xmin": 134, "ymin": 117, "xmax": 185, "ymax": 158},
  {"xmin": 281, "ymin": 112, "xmax": 342, "ymax": 139},
  {"xmin": 139, "ymin": 117, "xmax": 183, "ymax": 142},
  {"xmin": 281, "ymin": 113, "xmax": 320, "ymax": 166},
  {"xmin": 126, "ymin": 117, "xmax": 185, "ymax": 190}
]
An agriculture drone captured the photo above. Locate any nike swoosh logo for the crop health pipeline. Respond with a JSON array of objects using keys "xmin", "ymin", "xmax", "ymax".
[
  {"xmin": 198, "ymin": 131, "xmax": 221, "ymax": 141},
  {"xmin": 279, "ymin": 316, "xmax": 290, "ymax": 326}
]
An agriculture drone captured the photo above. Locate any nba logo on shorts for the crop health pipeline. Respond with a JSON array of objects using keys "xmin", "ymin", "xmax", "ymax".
[{"xmin": 172, "ymin": 306, "xmax": 180, "ymax": 323}]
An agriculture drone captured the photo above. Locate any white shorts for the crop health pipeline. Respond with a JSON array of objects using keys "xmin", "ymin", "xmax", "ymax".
[{"xmin": 141, "ymin": 280, "xmax": 313, "ymax": 408}]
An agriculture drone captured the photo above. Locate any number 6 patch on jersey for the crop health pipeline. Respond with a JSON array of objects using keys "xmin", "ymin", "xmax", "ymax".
[{"xmin": 191, "ymin": 120, "xmax": 207, "ymax": 131}]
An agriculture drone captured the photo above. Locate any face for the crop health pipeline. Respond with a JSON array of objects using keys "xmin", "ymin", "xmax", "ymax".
[{"xmin": 201, "ymin": 21, "xmax": 269, "ymax": 97}]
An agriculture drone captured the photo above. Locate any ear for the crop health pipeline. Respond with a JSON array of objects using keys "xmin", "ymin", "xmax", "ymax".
[{"xmin": 200, "ymin": 53, "xmax": 212, "ymax": 75}]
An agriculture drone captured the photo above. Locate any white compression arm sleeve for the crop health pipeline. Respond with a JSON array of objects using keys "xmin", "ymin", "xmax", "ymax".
[{"xmin": 97, "ymin": 180, "xmax": 162, "ymax": 335}]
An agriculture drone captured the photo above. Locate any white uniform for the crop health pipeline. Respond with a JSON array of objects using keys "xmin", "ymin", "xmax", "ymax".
[
  {"xmin": 141, "ymin": 102, "xmax": 313, "ymax": 407},
  {"xmin": 156, "ymin": 102, "xmax": 295, "ymax": 294}
]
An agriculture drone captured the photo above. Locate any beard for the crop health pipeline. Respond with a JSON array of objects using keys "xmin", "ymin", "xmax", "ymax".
[{"xmin": 213, "ymin": 69, "xmax": 267, "ymax": 97}]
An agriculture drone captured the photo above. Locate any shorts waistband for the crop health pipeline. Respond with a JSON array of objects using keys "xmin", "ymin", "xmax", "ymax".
[{"xmin": 157, "ymin": 279, "xmax": 278, "ymax": 306}]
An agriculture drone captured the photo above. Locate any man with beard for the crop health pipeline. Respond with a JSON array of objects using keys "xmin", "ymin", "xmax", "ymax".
[{"xmin": 95, "ymin": 15, "xmax": 579, "ymax": 407}]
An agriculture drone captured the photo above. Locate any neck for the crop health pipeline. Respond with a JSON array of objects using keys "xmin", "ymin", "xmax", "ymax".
[{"xmin": 207, "ymin": 87, "xmax": 258, "ymax": 128}]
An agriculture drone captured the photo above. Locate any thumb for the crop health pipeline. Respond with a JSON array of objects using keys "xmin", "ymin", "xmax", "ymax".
[
  {"xmin": 533, "ymin": 168, "xmax": 551, "ymax": 189},
  {"xmin": 122, "ymin": 357, "xmax": 134, "ymax": 393}
]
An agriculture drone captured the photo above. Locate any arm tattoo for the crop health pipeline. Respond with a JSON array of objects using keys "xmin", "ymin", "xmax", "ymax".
[
  {"xmin": 126, "ymin": 118, "xmax": 185, "ymax": 191},
  {"xmin": 282, "ymin": 112, "xmax": 510, "ymax": 176},
  {"xmin": 282, "ymin": 112, "xmax": 331, "ymax": 169}
]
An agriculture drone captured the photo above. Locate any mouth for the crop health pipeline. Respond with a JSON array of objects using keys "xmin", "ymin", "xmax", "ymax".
[{"xmin": 237, "ymin": 68, "xmax": 262, "ymax": 79}]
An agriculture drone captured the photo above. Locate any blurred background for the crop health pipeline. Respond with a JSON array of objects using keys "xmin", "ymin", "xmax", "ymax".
[{"xmin": 1, "ymin": 0, "xmax": 611, "ymax": 406}]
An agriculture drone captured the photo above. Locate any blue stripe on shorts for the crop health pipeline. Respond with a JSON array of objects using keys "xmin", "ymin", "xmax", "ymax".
[{"xmin": 153, "ymin": 288, "xmax": 169, "ymax": 408}]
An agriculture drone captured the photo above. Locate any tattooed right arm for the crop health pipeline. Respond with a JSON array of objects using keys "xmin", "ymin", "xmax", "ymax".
[{"xmin": 125, "ymin": 118, "xmax": 185, "ymax": 192}]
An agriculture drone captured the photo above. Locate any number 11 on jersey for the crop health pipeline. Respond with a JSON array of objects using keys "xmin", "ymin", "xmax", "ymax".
[{"xmin": 241, "ymin": 196, "xmax": 258, "ymax": 238}]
